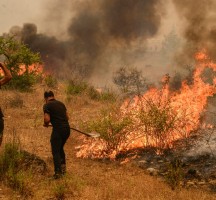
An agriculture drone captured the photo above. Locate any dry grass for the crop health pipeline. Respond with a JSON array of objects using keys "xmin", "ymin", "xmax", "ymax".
[{"xmin": 0, "ymin": 83, "xmax": 216, "ymax": 199}]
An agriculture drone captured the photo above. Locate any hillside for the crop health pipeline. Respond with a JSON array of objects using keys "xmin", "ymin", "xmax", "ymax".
[{"xmin": 0, "ymin": 83, "xmax": 216, "ymax": 200}]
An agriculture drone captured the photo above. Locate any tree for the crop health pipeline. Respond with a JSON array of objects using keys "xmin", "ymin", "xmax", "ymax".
[
  {"xmin": 0, "ymin": 36, "xmax": 41, "ymax": 91},
  {"xmin": 113, "ymin": 67, "xmax": 148, "ymax": 95}
]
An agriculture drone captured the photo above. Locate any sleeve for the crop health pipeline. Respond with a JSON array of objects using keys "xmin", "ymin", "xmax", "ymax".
[{"xmin": 43, "ymin": 104, "xmax": 50, "ymax": 114}]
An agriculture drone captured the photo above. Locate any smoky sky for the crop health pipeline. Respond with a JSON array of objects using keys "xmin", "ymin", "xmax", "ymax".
[
  {"xmin": 5, "ymin": 0, "xmax": 165, "ymax": 79},
  {"xmin": 172, "ymin": 0, "xmax": 216, "ymax": 62}
]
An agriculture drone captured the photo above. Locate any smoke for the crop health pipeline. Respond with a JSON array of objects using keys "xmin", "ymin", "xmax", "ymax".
[
  {"xmin": 5, "ymin": 0, "xmax": 166, "ymax": 84},
  {"xmin": 172, "ymin": 0, "xmax": 216, "ymax": 62}
]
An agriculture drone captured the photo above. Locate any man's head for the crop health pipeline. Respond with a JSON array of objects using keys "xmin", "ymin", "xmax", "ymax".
[{"xmin": 44, "ymin": 91, "xmax": 55, "ymax": 102}]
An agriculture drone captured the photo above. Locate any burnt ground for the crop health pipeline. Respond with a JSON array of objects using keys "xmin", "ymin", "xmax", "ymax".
[{"xmin": 115, "ymin": 128, "xmax": 216, "ymax": 192}]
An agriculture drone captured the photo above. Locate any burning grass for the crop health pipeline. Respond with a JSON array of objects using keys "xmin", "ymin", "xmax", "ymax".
[
  {"xmin": 76, "ymin": 51, "xmax": 216, "ymax": 160},
  {"xmin": 1, "ymin": 81, "xmax": 216, "ymax": 198}
]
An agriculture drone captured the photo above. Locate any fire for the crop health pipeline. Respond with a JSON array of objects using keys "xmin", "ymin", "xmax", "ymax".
[
  {"xmin": 17, "ymin": 64, "xmax": 43, "ymax": 75},
  {"xmin": 0, "ymin": 63, "xmax": 43, "ymax": 76},
  {"xmin": 77, "ymin": 51, "xmax": 216, "ymax": 160}
]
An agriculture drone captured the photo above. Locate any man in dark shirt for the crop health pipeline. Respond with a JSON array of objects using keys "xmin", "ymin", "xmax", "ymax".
[
  {"xmin": 0, "ymin": 63, "xmax": 12, "ymax": 146},
  {"xmin": 43, "ymin": 91, "xmax": 70, "ymax": 179}
]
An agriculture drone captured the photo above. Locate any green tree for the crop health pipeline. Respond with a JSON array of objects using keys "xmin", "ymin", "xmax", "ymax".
[{"xmin": 0, "ymin": 36, "xmax": 41, "ymax": 91}]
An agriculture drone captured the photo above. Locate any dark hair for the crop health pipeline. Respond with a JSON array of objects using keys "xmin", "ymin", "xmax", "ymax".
[{"xmin": 44, "ymin": 91, "xmax": 54, "ymax": 99}]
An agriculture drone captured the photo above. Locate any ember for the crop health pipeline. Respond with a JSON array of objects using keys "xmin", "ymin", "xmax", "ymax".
[{"xmin": 77, "ymin": 51, "xmax": 216, "ymax": 159}]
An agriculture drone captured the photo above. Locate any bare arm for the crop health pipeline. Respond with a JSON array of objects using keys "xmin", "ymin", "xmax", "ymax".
[
  {"xmin": 43, "ymin": 113, "xmax": 50, "ymax": 127},
  {"xmin": 0, "ymin": 63, "xmax": 12, "ymax": 86}
]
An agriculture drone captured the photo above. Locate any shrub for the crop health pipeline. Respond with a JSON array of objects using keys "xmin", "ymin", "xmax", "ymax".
[
  {"xmin": 86, "ymin": 86, "xmax": 101, "ymax": 100},
  {"xmin": 0, "ymin": 143, "xmax": 32, "ymax": 196},
  {"xmin": 53, "ymin": 183, "xmax": 67, "ymax": 200},
  {"xmin": 4, "ymin": 72, "xmax": 40, "ymax": 92},
  {"xmin": 113, "ymin": 67, "xmax": 148, "ymax": 95},
  {"xmin": 66, "ymin": 80, "xmax": 87, "ymax": 95},
  {"xmin": 0, "ymin": 36, "xmax": 41, "ymax": 92},
  {"xmin": 82, "ymin": 106, "xmax": 132, "ymax": 158},
  {"xmin": 138, "ymin": 99, "xmax": 177, "ymax": 152},
  {"xmin": 166, "ymin": 158, "xmax": 184, "ymax": 190},
  {"xmin": 44, "ymin": 74, "xmax": 58, "ymax": 88}
]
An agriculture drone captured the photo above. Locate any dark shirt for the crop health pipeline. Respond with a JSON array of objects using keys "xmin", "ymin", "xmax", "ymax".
[
  {"xmin": 43, "ymin": 99, "xmax": 69, "ymax": 129},
  {"xmin": 0, "ymin": 108, "xmax": 3, "ymax": 118}
]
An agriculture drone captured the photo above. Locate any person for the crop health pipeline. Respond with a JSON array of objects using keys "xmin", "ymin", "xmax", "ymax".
[
  {"xmin": 0, "ymin": 63, "xmax": 12, "ymax": 146},
  {"xmin": 43, "ymin": 91, "xmax": 70, "ymax": 179}
]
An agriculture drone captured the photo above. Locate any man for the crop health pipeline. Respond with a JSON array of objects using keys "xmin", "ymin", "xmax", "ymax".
[
  {"xmin": 43, "ymin": 91, "xmax": 70, "ymax": 179},
  {"xmin": 0, "ymin": 63, "xmax": 12, "ymax": 146}
]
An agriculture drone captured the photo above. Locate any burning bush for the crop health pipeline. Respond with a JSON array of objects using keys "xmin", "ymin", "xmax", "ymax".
[
  {"xmin": 0, "ymin": 36, "xmax": 41, "ymax": 91},
  {"xmin": 77, "ymin": 51, "xmax": 216, "ymax": 160},
  {"xmin": 77, "ymin": 106, "xmax": 132, "ymax": 159}
]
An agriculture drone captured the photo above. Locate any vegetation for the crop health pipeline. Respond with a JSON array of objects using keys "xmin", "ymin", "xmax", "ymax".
[
  {"xmin": 0, "ymin": 143, "xmax": 33, "ymax": 197},
  {"xmin": 66, "ymin": 79, "xmax": 117, "ymax": 102},
  {"xmin": 0, "ymin": 86, "xmax": 215, "ymax": 199},
  {"xmin": 0, "ymin": 36, "xmax": 41, "ymax": 91},
  {"xmin": 44, "ymin": 74, "xmax": 58, "ymax": 88},
  {"xmin": 138, "ymin": 98, "xmax": 178, "ymax": 152},
  {"xmin": 83, "ymin": 106, "xmax": 132, "ymax": 157},
  {"xmin": 113, "ymin": 66, "xmax": 148, "ymax": 95},
  {"xmin": 166, "ymin": 158, "xmax": 184, "ymax": 190}
]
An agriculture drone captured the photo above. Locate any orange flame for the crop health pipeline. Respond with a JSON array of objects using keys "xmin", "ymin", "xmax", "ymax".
[
  {"xmin": 77, "ymin": 51, "xmax": 216, "ymax": 159},
  {"xmin": 18, "ymin": 64, "xmax": 43, "ymax": 75},
  {"xmin": 0, "ymin": 64, "xmax": 43, "ymax": 76}
]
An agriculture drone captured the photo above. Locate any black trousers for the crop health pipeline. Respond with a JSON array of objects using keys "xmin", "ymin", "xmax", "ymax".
[
  {"xmin": 0, "ymin": 118, "xmax": 4, "ymax": 146},
  {"xmin": 51, "ymin": 127, "xmax": 70, "ymax": 174}
]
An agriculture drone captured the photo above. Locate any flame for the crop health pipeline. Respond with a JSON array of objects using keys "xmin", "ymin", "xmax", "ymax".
[
  {"xmin": 0, "ymin": 64, "xmax": 43, "ymax": 76},
  {"xmin": 18, "ymin": 64, "xmax": 43, "ymax": 75},
  {"xmin": 77, "ymin": 51, "xmax": 216, "ymax": 160}
]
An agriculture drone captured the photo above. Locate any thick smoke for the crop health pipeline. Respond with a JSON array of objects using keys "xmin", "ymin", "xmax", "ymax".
[
  {"xmin": 6, "ymin": 0, "xmax": 165, "ymax": 83},
  {"xmin": 172, "ymin": 0, "xmax": 216, "ymax": 62}
]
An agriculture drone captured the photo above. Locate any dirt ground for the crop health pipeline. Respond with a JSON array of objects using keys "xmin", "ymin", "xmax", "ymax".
[{"xmin": 1, "ymin": 86, "xmax": 216, "ymax": 199}]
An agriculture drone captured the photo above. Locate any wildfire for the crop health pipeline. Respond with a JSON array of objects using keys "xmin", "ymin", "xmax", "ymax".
[
  {"xmin": 0, "ymin": 63, "xmax": 43, "ymax": 76},
  {"xmin": 18, "ymin": 64, "xmax": 43, "ymax": 75},
  {"xmin": 77, "ymin": 51, "xmax": 216, "ymax": 160}
]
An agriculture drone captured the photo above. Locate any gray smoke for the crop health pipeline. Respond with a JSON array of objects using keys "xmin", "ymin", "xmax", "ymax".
[
  {"xmin": 172, "ymin": 0, "xmax": 216, "ymax": 62},
  {"xmin": 6, "ymin": 0, "xmax": 166, "ymax": 82}
]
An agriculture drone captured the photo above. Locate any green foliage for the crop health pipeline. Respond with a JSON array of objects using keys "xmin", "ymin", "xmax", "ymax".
[
  {"xmin": 8, "ymin": 72, "xmax": 40, "ymax": 92},
  {"xmin": 84, "ymin": 107, "xmax": 132, "ymax": 155},
  {"xmin": 66, "ymin": 79, "xmax": 87, "ymax": 95},
  {"xmin": 113, "ymin": 67, "xmax": 148, "ymax": 95},
  {"xmin": 0, "ymin": 143, "xmax": 32, "ymax": 196},
  {"xmin": 53, "ymin": 183, "xmax": 67, "ymax": 200},
  {"xmin": 99, "ymin": 89, "xmax": 117, "ymax": 102},
  {"xmin": 66, "ymin": 79, "xmax": 117, "ymax": 102},
  {"xmin": 166, "ymin": 159, "xmax": 184, "ymax": 190},
  {"xmin": 86, "ymin": 86, "xmax": 101, "ymax": 100},
  {"xmin": 44, "ymin": 74, "xmax": 58, "ymax": 88},
  {"xmin": 0, "ymin": 36, "xmax": 41, "ymax": 91},
  {"xmin": 137, "ymin": 98, "xmax": 177, "ymax": 151},
  {"xmin": 86, "ymin": 86, "xmax": 117, "ymax": 102},
  {"xmin": 0, "ymin": 143, "xmax": 22, "ymax": 177}
]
